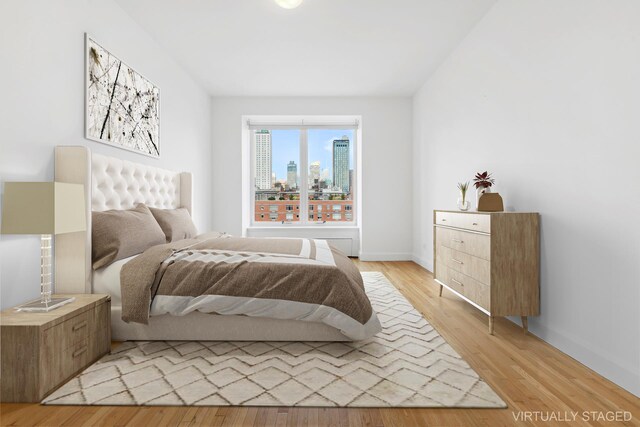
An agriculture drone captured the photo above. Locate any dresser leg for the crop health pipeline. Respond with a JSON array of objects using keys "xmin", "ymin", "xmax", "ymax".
[
  {"xmin": 521, "ymin": 316, "xmax": 528, "ymax": 334},
  {"xmin": 438, "ymin": 285, "xmax": 443, "ymax": 297},
  {"xmin": 488, "ymin": 316, "xmax": 495, "ymax": 335}
]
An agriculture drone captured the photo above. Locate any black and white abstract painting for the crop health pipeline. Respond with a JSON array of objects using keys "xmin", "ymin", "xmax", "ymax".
[{"xmin": 85, "ymin": 35, "xmax": 160, "ymax": 157}]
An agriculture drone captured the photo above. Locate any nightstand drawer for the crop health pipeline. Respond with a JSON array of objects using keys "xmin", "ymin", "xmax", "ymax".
[
  {"xmin": 43, "ymin": 311, "xmax": 90, "ymax": 350},
  {"xmin": 42, "ymin": 339, "xmax": 90, "ymax": 395}
]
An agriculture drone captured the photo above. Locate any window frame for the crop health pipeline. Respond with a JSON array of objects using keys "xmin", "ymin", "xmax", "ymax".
[{"xmin": 247, "ymin": 117, "xmax": 359, "ymax": 228}]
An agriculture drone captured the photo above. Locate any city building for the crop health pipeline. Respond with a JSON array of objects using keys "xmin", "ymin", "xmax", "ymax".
[
  {"xmin": 309, "ymin": 161, "xmax": 320, "ymax": 188},
  {"xmin": 286, "ymin": 160, "xmax": 297, "ymax": 190},
  {"xmin": 332, "ymin": 136, "xmax": 349, "ymax": 192},
  {"xmin": 255, "ymin": 199, "xmax": 352, "ymax": 223},
  {"xmin": 254, "ymin": 130, "xmax": 272, "ymax": 190}
]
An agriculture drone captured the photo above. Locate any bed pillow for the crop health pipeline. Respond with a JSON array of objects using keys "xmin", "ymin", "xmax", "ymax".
[
  {"xmin": 149, "ymin": 207, "xmax": 198, "ymax": 242},
  {"xmin": 92, "ymin": 203, "xmax": 166, "ymax": 269}
]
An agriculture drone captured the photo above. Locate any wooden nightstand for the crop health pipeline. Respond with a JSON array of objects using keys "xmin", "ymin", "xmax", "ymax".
[{"xmin": 0, "ymin": 294, "xmax": 111, "ymax": 402}]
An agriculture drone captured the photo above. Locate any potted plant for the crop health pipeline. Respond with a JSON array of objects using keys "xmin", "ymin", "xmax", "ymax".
[
  {"xmin": 473, "ymin": 171, "xmax": 495, "ymax": 206},
  {"xmin": 457, "ymin": 182, "xmax": 470, "ymax": 211}
]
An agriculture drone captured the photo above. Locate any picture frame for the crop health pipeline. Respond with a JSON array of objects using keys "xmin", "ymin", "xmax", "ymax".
[{"xmin": 85, "ymin": 34, "xmax": 160, "ymax": 158}]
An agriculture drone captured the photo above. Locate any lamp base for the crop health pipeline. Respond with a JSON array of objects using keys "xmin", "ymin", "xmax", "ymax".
[{"xmin": 16, "ymin": 297, "xmax": 76, "ymax": 312}]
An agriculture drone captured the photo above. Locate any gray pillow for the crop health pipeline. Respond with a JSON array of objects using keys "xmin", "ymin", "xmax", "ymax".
[
  {"xmin": 92, "ymin": 203, "xmax": 166, "ymax": 269},
  {"xmin": 149, "ymin": 207, "xmax": 198, "ymax": 242}
]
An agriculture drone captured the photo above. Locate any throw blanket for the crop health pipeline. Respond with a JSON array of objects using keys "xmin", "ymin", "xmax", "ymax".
[{"xmin": 120, "ymin": 233, "xmax": 381, "ymax": 340}]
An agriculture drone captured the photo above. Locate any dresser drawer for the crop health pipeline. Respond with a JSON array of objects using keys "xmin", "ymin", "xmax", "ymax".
[
  {"xmin": 436, "ymin": 245, "xmax": 491, "ymax": 285},
  {"xmin": 436, "ymin": 226, "xmax": 490, "ymax": 260},
  {"xmin": 448, "ymin": 269, "xmax": 490, "ymax": 311},
  {"xmin": 435, "ymin": 211, "xmax": 491, "ymax": 234},
  {"xmin": 435, "ymin": 262, "xmax": 465, "ymax": 295}
]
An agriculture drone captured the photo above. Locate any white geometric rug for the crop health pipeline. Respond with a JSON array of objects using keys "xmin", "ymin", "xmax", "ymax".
[{"xmin": 44, "ymin": 272, "xmax": 506, "ymax": 408}]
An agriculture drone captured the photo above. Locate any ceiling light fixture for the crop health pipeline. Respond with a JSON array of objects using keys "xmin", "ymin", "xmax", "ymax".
[{"xmin": 274, "ymin": 0, "xmax": 303, "ymax": 9}]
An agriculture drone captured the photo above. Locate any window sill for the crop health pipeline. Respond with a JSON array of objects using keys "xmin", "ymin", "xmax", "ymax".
[
  {"xmin": 248, "ymin": 225, "xmax": 359, "ymax": 230},
  {"xmin": 245, "ymin": 225, "xmax": 360, "ymax": 255}
]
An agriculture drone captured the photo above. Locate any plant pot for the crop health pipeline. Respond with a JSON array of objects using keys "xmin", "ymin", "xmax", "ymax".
[{"xmin": 457, "ymin": 197, "xmax": 470, "ymax": 211}]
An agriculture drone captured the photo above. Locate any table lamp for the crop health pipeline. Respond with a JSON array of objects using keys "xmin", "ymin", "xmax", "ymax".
[{"xmin": 1, "ymin": 182, "xmax": 86, "ymax": 311}]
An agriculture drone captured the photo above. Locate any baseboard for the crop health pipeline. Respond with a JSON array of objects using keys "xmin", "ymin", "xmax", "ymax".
[
  {"xmin": 412, "ymin": 254, "xmax": 433, "ymax": 272},
  {"xmin": 506, "ymin": 316, "xmax": 640, "ymax": 398},
  {"xmin": 358, "ymin": 252, "xmax": 413, "ymax": 261}
]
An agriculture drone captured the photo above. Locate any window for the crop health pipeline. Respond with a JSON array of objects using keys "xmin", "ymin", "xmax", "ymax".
[
  {"xmin": 254, "ymin": 129, "xmax": 300, "ymax": 223},
  {"xmin": 251, "ymin": 120, "xmax": 357, "ymax": 225}
]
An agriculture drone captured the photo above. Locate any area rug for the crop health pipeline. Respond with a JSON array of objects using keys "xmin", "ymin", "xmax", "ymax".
[{"xmin": 44, "ymin": 272, "xmax": 506, "ymax": 408}]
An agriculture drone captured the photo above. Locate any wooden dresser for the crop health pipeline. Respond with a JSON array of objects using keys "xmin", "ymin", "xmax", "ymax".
[
  {"xmin": 0, "ymin": 294, "xmax": 111, "ymax": 402},
  {"xmin": 433, "ymin": 210, "xmax": 539, "ymax": 334}
]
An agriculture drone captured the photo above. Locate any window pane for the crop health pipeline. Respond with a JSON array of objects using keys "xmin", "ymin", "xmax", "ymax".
[
  {"xmin": 307, "ymin": 129, "xmax": 354, "ymax": 222},
  {"xmin": 254, "ymin": 129, "xmax": 300, "ymax": 222}
]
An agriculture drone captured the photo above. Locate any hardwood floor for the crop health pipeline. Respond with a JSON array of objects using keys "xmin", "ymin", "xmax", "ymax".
[{"xmin": 1, "ymin": 261, "xmax": 638, "ymax": 426}]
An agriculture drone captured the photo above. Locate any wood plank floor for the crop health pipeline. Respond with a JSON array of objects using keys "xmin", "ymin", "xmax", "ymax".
[{"xmin": 1, "ymin": 261, "xmax": 638, "ymax": 426}]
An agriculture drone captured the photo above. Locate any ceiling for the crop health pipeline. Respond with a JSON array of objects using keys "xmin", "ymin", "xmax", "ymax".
[{"xmin": 115, "ymin": 0, "xmax": 496, "ymax": 96}]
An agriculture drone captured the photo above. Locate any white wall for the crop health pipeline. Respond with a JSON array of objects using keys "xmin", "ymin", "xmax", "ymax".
[
  {"xmin": 0, "ymin": 0, "xmax": 212, "ymax": 309},
  {"xmin": 211, "ymin": 97, "xmax": 413, "ymax": 260},
  {"xmin": 412, "ymin": 0, "xmax": 640, "ymax": 396}
]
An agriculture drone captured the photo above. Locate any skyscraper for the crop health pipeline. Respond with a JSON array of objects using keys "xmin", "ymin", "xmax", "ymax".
[
  {"xmin": 287, "ymin": 161, "xmax": 298, "ymax": 190},
  {"xmin": 255, "ymin": 130, "xmax": 272, "ymax": 190},
  {"xmin": 309, "ymin": 161, "xmax": 320, "ymax": 187},
  {"xmin": 333, "ymin": 136, "xmax": 350, "ymax": 192}
]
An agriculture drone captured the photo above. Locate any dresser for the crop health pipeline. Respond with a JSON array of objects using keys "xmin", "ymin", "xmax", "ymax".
[
  {"xmin": 433, "ymin": 210, "xmax": 539, "ymax": 334},
  {"xmin": 0, "ymin": 294, "xmax": 111, "ymax": 402}
]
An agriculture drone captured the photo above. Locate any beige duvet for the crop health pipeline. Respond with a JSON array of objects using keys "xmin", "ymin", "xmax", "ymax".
[{"xmin": 120, "ymin": 233, "xmax": 381, "ymax": 340}]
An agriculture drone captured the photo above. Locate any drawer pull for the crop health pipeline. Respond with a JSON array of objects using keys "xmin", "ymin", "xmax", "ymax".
[
  {"xmin": 452, "ymin": 258, "xmax": 464, "ymax": 264},
  {"xmin": 73, "ymin": 346, "xmax": 88, "ymax": 358},
  {"xmin": 451, "ymin": 278, "xmax": 464, "ymax": 286},
  {"xmin": 441, "ymin": 218, "xmax": 447, "ymax": 222},
  {"xmin": 472, "ymin": 222, "xmax": 478, "ymax": 226},
  {"xmin": 451, "ymin": 238, "xmax": 464, "ymax": 243},
  {"xmin": 72, "ymin": 321, "xmax": 87, "ymax": 332}
]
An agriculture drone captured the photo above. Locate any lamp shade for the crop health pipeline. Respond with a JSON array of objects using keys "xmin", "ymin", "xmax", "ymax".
[{"xmin": 1, "ymin": 182, "xmax": 86, "ymax": 235}]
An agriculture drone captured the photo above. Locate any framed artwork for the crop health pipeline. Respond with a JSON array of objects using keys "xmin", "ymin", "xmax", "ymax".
[{"xmin": 85, "ymin": 34, "xmax": 160, "ymax": 157}]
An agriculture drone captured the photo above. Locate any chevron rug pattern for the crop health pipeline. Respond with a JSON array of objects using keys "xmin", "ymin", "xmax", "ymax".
[{"xmin": 44, "ymin": 272, "xmax": 505, "ymax": 407}]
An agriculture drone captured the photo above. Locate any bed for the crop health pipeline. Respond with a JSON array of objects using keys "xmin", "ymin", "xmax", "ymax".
[{"xmin": 54, "ymin": 146, "xmax": 379, "ymax": 341}]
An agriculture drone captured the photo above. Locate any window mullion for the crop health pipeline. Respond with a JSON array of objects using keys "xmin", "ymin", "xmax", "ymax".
[
  {"xmin": 300, "ymin": 129, "xmax": 309, "ymax": 224},
  {"xmin": 250, "ymin": 130, "xmax": 256, "ymax": 225}
]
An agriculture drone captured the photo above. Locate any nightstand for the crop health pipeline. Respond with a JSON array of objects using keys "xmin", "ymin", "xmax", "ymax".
[{"xmin": 0, "ymin": 294, "xmax": 111, "ymax": 402}]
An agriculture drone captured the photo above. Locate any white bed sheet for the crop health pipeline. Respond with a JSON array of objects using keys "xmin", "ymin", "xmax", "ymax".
[{"xmin": 92, "ymin": 255, "xmax": 137, "ymax": 307}]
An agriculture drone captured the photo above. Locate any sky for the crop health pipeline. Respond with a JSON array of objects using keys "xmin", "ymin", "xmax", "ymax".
[{"xmin": 270, "ymin": 129, "xmax": 355, "ymax": 184}]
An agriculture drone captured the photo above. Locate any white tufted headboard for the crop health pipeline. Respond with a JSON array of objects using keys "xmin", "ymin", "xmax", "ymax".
[{"xmin": 54, "ymin": 146, "xmax": 193, "ymax": 294}]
